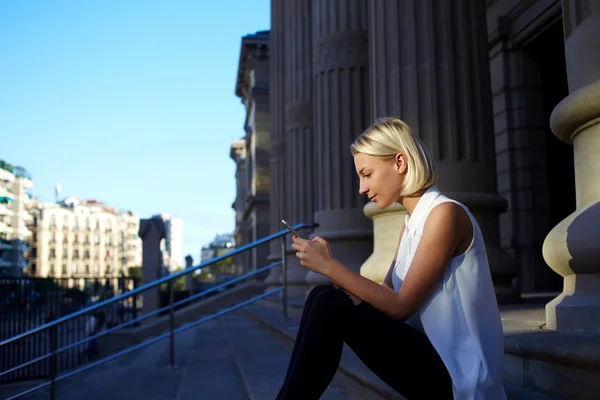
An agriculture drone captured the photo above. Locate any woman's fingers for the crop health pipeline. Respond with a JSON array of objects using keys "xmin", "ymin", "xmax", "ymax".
[{"xmin": 312, "ymin": 236, "xmax": 326, "ymax": 244}]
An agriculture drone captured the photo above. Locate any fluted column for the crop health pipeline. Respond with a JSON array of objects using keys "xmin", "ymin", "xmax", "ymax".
[
  {"xmin": 544, "ymin": 0, "xmax": 600, "ymax": 334},
  {"xmin": 264, "ymin": 0, "xmax": 285, "ymax": 291},
  {"xmin": 366, "ymin": 0, "xmax": 517, "ymax": 302},
  {"xmin": 307, "ymin": 0, "xmax": 372, "ymax": 288},
  {"xmin": 280, "ymin": 0, "xmax": 314, "ymax": 298}
]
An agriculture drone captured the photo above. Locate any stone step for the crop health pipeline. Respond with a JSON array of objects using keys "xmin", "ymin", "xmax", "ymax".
[
  {"xmin": 242, "ymin": 300, "xmax": 403, "ymax": 400},
  {"xmin": 9, "ymin": 319, "xmax": 250, "ymax": 400},
  {"xmin": 248, "ymin": 298, "xmax": 563, "ymax": 400},
  {"xmin": 221, "ymin": 311, "xmax": 351, "ymax": 400},
  {"xmin": 503, "ymin": 320, "xmax": 600, "ymax": 400}
]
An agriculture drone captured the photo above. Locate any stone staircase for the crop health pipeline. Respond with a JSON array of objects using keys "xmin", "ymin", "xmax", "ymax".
[{"xmin": 0, "ymin": 297, "xmax": 568, "ymax": 400}]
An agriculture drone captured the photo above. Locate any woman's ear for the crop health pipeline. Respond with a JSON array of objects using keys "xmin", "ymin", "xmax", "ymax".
[{"xmin": 395, "ymin": 153, "xmax": 407, "ymax": 174}]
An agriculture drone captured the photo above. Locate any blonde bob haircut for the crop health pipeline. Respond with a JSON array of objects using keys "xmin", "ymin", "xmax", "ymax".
[{"xmin": 351, "ymin": 117, "xmax": 437, "ymax": 197}]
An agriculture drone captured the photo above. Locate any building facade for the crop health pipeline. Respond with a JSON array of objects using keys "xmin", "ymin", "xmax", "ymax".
[
  {"xmin": 0, "ymin": 162, "xmax": 34, "ymax": 276},
  {"xmin": 27, "ymin": 197, "xmax": 142, "ymax": 280},
  {"xmin": 231, "ymin": 30, "xmax": 271, "ymax": 275},
  {"xmin": 254, "ymin": 0, "xmax": 600, "ymax": 334}
]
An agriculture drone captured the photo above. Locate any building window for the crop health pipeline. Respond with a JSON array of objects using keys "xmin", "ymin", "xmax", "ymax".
[
  {"xmin": 49, "ymin": 248, "xmax": 56, "ymax": 259},
  {"xmin": 106, "ymin": 264, "xmax": 112, "ymax": 275},
  {"xmin": 73, "ymin": 235, "xmax": 79, "ymax": 244},
  {"xmin": 84, "ymin": 235, "xmax": 90, "ymax": 245},
  {"xmin": 31, "ymin": 263, "xmax": 37, "ymax": 274},
  {"xmin": 62, "ymin": 248, "xmax": 67, "ymax": 258},
  {"xmin": 50, "ymin": 215, "xmax": 57, "ymax": 228},
  {"xmin": 84, "ymin": 250, "xmax": 90, "ymax": 259},
  {"xmin": 74, "ymin": 249, "xmax": 79, "ymax": 259},
  {"xmin": 94, "ymin": 264, "xmax": 99, "ymax": 274},
  {"xmin": 85, "ymin": 264, "xmax": 90, "ymax": 274},
  {"xmin": 72, "ymin": 263, "xmax": 77, "ymax": 274},
  {"xmin": 85, "ymin": 218, "xmax": 90, "ymax": 230},
  {"xmin": 62, "ymin": 264, "xmax": 67, "ymax": 275},
  {"xmin": 50, "ymin": 264, "xmax": 56, "ymax": 276},
  {"xmin": 94, "ymin": 235, "xmax": 100, "ymax": 244},
  {"xmin": 74, "ymin": 218, "xmax": 79, "ymax": 229},
  {"xmin": 49, "ymin": 232, "xmax": 56, "ymax": 244}
]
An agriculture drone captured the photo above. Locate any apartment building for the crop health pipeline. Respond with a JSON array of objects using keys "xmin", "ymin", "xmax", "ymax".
[
  {"xmin": 27, "ymin": 197, "xmax": 142, "ymax": 279},
  {"xmin": 0, "ymin": 161, "xmax": 34, "ymax": 276}
]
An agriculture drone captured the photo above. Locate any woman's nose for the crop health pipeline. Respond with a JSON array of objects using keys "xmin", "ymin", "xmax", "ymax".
[{"xmin": 359, "ymin": 183, "xmax": 368, "ymax": 195}]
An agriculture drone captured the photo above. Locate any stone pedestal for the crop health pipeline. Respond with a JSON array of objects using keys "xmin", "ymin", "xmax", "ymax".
[
  {"xmin": 367, "ymin": 0, "xmax": 518, "ymax": 302},
  {"xmin": 139, "ymin": 217, "xmax": 165, "ymax": 318},
  {"xmin": 543, "ymin": 2, "xmax": 600, "ymax": 334},
  {"xmin": 265, "ymin": 0, "xmax": 286, "ymax": 291},
  {"xmin": 360, "ymin": 203, "xmax": 406, "ymax": 284},
  {"xmin": 307, "ymin": 0, "xmax": 373, "ymax": 289}
]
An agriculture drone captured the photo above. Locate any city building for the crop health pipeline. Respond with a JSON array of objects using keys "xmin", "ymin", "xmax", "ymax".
[
  {"xmin": 231, "ymin": 30, "xmax": 271, "ymax": 275},
  {"xmin": 0, "ymin": 161, "xmax": 34, "ymax": 276},
  {"xmin": 232, "ymin": 0, "xmax": 600, "ymax": 335},
  {"xmin": 153, "ymin": 213, "xmax": 184, "ymax": 271},
  {"xmin": 26, "ymin": 197, "xmax": 142, "ymax": 279},
  {"xmin": 201, "ymin": 233, "xmax": 235, "ymax": 263},
  {"xmin": 200, "ymin": 233, "xmax": 237, "ymax": 275}
]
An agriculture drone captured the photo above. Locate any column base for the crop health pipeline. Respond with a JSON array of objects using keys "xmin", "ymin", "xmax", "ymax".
[
  {"xmin": 280, "ymin": 252, "xmax": 310, "ymax": 300},
  {"xmin": 546, "ymin": 274, "xmax": 600, "ymax": 335},
  {"xmin": 360, "ymin": 202, "xmax": 406, "ymax": 284},
  {"xmin": 486, "ymin": 246, "xmax": 520, "ymax": 304},
  {"xmin": 264, "ymin": 251, "xmax": 282, "ymax": 293}
]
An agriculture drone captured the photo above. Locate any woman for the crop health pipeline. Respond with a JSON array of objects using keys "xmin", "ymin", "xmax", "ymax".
[{"xmin": 278, "ymin": 118, "xmax": 506, "ymax": 400}]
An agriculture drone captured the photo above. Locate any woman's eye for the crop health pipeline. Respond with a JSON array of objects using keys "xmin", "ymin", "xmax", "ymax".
[{"xmin": 364, "ymin": 173, "xmax": 371, "ymax": 178}]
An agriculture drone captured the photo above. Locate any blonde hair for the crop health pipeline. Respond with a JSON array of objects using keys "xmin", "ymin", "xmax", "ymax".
[{"xmin": 351, "ymin": 117, "xmax": 437, "ymax": 196}]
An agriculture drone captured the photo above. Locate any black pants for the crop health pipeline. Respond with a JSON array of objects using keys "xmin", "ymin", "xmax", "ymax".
[{"xmin": 276, "ymin": 285, "xmax": 453, "ymax": 400}]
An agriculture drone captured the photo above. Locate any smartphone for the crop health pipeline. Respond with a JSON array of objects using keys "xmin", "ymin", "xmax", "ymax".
[{"xmin": 281, "ymin": 220, "xmax": 301, "ymax": 238}]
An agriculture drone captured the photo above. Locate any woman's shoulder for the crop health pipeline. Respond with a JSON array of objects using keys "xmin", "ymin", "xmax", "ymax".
[{"xmin": 423, "ymin": 200, "xmax": 472, "ymax": 242}]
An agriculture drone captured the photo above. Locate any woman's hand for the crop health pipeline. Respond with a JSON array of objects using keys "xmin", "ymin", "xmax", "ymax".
[{"xmin": 291, "ymin": 236, "xmax": 335, "ymax": 275}]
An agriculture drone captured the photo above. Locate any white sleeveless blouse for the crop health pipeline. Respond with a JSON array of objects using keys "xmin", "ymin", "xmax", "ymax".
[{"xmin": 392, "ymin": 186, "xmax": 506, "ymax": 400}]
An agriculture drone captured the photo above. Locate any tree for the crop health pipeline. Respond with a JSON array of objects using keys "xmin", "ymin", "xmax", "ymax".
[{"xmin": 128, "ymin": 266, "xmax": 142, "ymax": 281}]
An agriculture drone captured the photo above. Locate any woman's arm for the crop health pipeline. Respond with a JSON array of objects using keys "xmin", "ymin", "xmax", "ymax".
[
  {"xmin": 382, "ymin": 224, "xmax": 405, "ymax": 290},
  {"xmin": 299, "ymin": 202, "xmax": 468, "ymax": 320}
]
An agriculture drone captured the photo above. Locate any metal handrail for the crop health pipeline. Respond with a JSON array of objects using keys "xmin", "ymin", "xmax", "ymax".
[
  {"xmin": 2, "ymin": 222, "xmax": 316, "ymax": 400},
  {"xmin": 5, "ymin": 288, "xmax": 284, "ymax": 400},
  {"xmin": 0, "ymin": 222, "xmax": 314, "ymax": 348},
  {"xmin": 0, "ymin": 261, "xmax": 283, "ymax": 380}
]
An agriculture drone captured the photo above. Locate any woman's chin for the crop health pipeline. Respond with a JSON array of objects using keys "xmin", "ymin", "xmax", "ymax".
[{"xmin": 376, "ymin": 200, "xmax": 393, "ymax": 209}]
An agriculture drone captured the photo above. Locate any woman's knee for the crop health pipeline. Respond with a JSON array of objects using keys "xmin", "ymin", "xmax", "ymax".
[
  {"xmin": 306, "ymin": 284, "xmax": 335, "ymax": 303},
  {"xmin": 311, "ymin": 286, "xmax": 352, "ymax": 313}
]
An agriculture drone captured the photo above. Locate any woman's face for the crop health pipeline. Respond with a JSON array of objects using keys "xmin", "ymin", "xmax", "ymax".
[{"xmin": 354, "ymin": 152, "xmax": 406, "ymax": 209}]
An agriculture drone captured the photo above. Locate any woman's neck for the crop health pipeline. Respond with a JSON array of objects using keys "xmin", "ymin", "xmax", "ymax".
[{"xmin": 399, "ymin": 190, "xmax": 427, "ymax": 216}]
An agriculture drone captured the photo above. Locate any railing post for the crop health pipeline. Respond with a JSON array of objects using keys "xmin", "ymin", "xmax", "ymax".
[
  {"xmin": 132, "ymin": 279, "xmax": 139, "ymax": 323},
  {"xmin": 167, "ymin": 280, "xmax": 177, "ymax": 369},
  {"xmin": 49, "ymin": 324, "xmax": 58, "ymax": 400},
  {"xmin": 281, "ymin": 236, "xmax": 288, "ymax": 319}
]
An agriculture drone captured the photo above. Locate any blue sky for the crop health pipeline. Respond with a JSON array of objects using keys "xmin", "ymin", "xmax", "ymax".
[{"xmin": 0, "ymin": 0, "xmax": 270, "ymax": 265}]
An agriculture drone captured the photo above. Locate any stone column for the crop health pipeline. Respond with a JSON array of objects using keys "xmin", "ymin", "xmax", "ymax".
[
  {"xmin": 264, "ymin": 0, "xmax": 286, "ymax": 291},
  {"xmin": 308, "ymin": 0, "xmax": 373, "ymax": 288},
  {"xmin": 366, "ymin": 0, "xmax": 517, "ymax": 302},
  {"xmin": 543, "ymin": 0, "xmax": 600, "ymax": 334},
  {"xmin": 280, "ymin": 0, "xmax": 314, "ymax": 298},
  {"xmin": 138, "ymin": 217, "xmax": 165, "ymax": 317}
]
